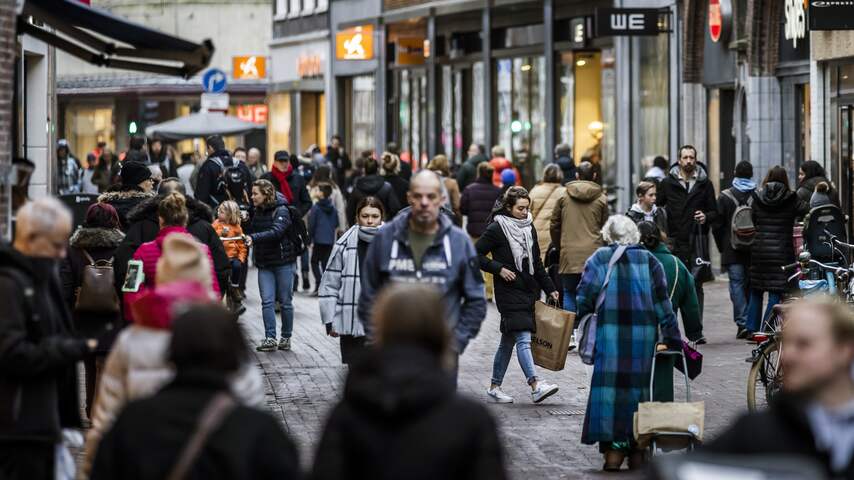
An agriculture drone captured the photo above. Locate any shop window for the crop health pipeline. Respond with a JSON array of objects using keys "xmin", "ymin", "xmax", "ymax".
[
  {"xmin": 63, "ymin": 104, "xmax": 114, "ymax": 161},
  {"xmin": 600, "ymin": 48, "xmax": 616, "ymax": 190},
  {"xmin": 495, "ymin": 56, "xmax": 546, "ymax": 185},
  {"xmin": 635, "ymin": 35, "xmax": 669, "ymax": 175},
  {"xmin": 268, "ymin": 93, "xmax": 291, "ymax": 168},
  {"xmin": 439, "ymin": 62, "xmax": 483, "ymax": 166},
  {"xmin": 349, "ymin": 75, "xmax": 375, "ymax": 156},
  {"xmin": 396, "ymin": 69, "xmax": 427, "ymax": 168}
]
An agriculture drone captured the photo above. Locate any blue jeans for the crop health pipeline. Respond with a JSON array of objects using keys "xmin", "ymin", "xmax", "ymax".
[
  {"xmin": 491, "ymin": 330, "xmax": 537, "ymax": 386},
  {"xmin": 725, "ymin": 264, "xmax": 749, "ymax": 328},
  {"xmin": 746, "ymin": 289, "xmax": 782, "ymax": 333},
  {"xmin": 561, "ymin": 273, "xmax": 581, "ymax": 313},
  {"xmin": 258, "ymin": 262, "xmax": 296, "ymax": 339}
]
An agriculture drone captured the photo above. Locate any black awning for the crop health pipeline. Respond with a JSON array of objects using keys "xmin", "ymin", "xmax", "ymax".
[{"xmin": 19, "ymin": 0, "xmax": 214, "ymax": 78}]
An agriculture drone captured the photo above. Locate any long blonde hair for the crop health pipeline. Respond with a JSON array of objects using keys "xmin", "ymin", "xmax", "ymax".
[{"xmin": 217, "ymin": 200, "xmax": 241, "ymax": 225}]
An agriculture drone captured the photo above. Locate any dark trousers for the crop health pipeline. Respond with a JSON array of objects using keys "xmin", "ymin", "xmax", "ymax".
[
  {"xmin": 84, "ymin": 355, "xmax": 105, "ymax": 419},
  {"xmin": 311, "ymin": 244, "xmax": 333, "ymax": 290},
  {"xmin": 229, "ymin": 258, "xmax": 243, "ymax": 287},
  {"xmin": 0, "ymin": 442, "xmax": 54, "ymax": 480}
]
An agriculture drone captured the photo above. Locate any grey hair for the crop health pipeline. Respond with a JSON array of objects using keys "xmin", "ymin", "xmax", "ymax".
[
  {"xmin": 16, "ymin": 197, "xmax": 72, "ymax": 236},
  {"xmin": 601, "ymin": 215, "xmax": 640, "ymax": 245}
]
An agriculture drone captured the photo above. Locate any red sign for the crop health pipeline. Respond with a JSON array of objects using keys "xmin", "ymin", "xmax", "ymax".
[
  {"xmin": 236, "ymin": 104, "xmax": 268, "ymax": 124},
  {"xmin": 709, "ymin": 0, "xmax": 722, "ymax": 42}
]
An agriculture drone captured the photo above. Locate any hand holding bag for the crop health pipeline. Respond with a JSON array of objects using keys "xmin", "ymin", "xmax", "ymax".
[
  {"xmin": 675, "ymin": 341, "xmax": 703, "ymax": 380},
  {"xmin": 531, "ymin": 299, "xmax": 576, "ymax": 371},
  {"xmin": 577, "ymin": 245, "xmax": 627, "ymax": 365}
]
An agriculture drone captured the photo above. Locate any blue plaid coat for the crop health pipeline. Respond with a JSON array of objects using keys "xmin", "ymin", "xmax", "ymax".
[{"xmin": 577, "ymin": 244, "xmax": 681, "ymax": 445}]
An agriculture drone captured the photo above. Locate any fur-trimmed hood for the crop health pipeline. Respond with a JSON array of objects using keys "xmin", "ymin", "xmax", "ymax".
[
  {"xmin": 97, "ymin": 189, "xmax": 155, "ymax": 204},
  {"xmin": 125, "ymin": 194, "xmax": 214, "ymax": 225},
  {"xmin": 69, "ymin": 227, "xmax": 124, "ymax": 249}
]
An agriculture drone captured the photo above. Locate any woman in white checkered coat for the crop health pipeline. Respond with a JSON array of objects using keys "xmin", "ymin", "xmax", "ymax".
[{"xmin": 319, "ymin": 196, "xmax": 385, "ymax": 364}]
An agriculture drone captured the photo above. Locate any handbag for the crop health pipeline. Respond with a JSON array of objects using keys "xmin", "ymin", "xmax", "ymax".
[
  {"xmin": 74, "ymin": 250, "xmax": 120, "ymax": 314},
  {"xmin": 531, "ymin": 299, "xmax": 576, "ymax": 371},
  {"xmin": 675, "ymin": 341, "xmax": 703, "ymax": 380},
  {"xmin": 577, "ymin": 245, "xmax": 627, "ymax": 365},
  {"xmin": 689, "ymin": 224, "xmax": 714, "ymax": 284},
  {"xmin": 166, "ymin": 392, "xmax": 237, "ymax": 480}
]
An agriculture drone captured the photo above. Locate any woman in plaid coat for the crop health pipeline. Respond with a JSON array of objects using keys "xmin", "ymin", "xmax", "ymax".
[
  {"xmin": 319, "ymin": 197, "xmax": 385, "ymax": 364},
  {"xmin": 576, "ymin": 215, "xmax": 682, "ymax": 471}
]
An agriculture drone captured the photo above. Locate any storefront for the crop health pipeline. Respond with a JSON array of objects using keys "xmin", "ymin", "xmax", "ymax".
[
  {"xmin": 702, "ymin": 1, "xmax": 737, "ymax": 192},
  {"xmin": 777, "ymin": 1, "xmax": 810, "ymax": 177}
]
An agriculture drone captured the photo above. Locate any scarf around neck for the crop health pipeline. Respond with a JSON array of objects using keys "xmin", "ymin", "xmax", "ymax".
[
  {"xmin": 732, "ymin": 177, "xmax": 756, "ymax": 193},
  {"xmin": 494, "ymin": 213, "xmax": 534, "ymax": 274},
  {"xmin": 358, "ymin": 225, "xmax": 380, "ymax": 243},
  {"xmin": 271, "ymin": 164, "xmax": 294, "ymax": 203}
]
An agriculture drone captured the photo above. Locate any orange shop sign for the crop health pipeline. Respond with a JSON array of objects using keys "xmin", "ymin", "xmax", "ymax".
[
  {"xmin": 233, "ymin": 56, "xmax": 267, "ymax": 79},
  {"xmin": 297, "ymin": 55, "xmax": 323, "ymax": 78},
  {"xmin": 236, "ymin": 104, "xmax": 268, "ymax": 124},
  {"xmin": 395, "ymin": 37, "xmax": 425, "ymax": 66},
  {"xmin": 336, "ymin": 25, "xmax": 374, "ymax": 60}
]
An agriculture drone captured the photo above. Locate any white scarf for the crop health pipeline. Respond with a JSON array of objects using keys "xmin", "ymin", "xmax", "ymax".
[{"xmin": 494, "ymin": 213, "xmax": 535, "ymax": 275}]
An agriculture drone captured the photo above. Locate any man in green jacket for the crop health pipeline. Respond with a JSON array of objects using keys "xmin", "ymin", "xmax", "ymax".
[{"xmin": 638, "ymin": 221, "xmax": 704, "ymax": 401}]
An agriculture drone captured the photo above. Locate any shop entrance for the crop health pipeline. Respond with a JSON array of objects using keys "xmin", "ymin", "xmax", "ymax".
[
  {"xmin": 300, "ymin": 92, "xmax": 326, "ymax": 154},
  {"xmin": 440, "ymin": 62, "xmax": 485, "ymax": 168},
  {"xmin": 838, "ymin": 105, "xmax": 853, "ymax": 231},
  {"xmin": 707, "ymin": 88, "xmax": 736, "ymax": 192},
  {"xmin": 391, "ymin": 68, "xmax": 428, "ymax": 169}
]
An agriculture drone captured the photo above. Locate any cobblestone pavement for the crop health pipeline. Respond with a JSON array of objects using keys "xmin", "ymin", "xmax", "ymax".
[{"xmin": 240, "ymin": 272, "xmax": 752, "ymax": 479}]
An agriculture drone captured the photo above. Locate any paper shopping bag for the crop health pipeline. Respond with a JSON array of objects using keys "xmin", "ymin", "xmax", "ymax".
[{"xmin": 531, "ymin": 300, "xmax": 575, "ymax": 371}]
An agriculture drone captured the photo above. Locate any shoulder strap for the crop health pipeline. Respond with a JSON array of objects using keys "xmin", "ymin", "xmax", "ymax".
[
  {"xmin": 721, "ymin": 189, "xmax": 739, "ymax": 205},
  {"xmin": 594, "ymin": 245, "xmax": 627, "ymax": 311},
  {"xmin": 82, "ymin": 249, "xmax": 95, "ymax": 265},
  {"xmin": 166, "ymin": 392, "xmax": 236, "ymax": 480},
  {"xmin": 669, "ymin": 260, "xmax": 679, "ymax": 300}
]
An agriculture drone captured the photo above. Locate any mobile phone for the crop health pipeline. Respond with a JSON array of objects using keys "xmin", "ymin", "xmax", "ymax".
[{"xmin": 121, "ymin": 260, "xmax": 145, "ymax": 293}]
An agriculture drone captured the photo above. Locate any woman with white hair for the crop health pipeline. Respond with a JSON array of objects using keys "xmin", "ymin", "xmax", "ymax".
[{"xmin": 576, "ymin": 214, "xmax": 681, "ymax": 471}]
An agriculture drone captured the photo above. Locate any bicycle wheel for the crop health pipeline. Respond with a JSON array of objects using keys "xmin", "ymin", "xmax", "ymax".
[{"xmin": 747, "ymin": 340, "xmax": 781, "ymax": 412}]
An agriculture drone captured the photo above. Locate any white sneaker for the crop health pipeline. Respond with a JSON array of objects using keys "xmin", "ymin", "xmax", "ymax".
[
  {"xmin": 486, "ymin": 387, "xmax": 514, "ymax": 404},
  {"xmin": 568, "ymin": 333, "xmax": 577, "ymax": 352},
  {"xmin": 532, "ymin": 382, "xmax": 559, "ymax": 403}
]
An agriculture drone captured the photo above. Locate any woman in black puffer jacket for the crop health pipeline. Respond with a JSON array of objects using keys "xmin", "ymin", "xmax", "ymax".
[
  {"xmin": 246, "ymin": 179, "xmax": 298, "ymax": 353},
  {"xmin": 747, "ymin": 166, "xmax": 798, "ymax": 335},
  {"xmin": 796, "ymin": 160, "xmax": 838, "ymax": 218}
]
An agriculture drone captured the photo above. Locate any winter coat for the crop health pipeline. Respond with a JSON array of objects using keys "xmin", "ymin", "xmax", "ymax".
[
  {"xmin": 713, "ymin": 186, "xmax": 753, "ymax": 266},
  {"xmin": 443, "ymin": 177, "xmax": 462, "ymax": 222},
  {"xmin": 456, "ymin": 153, "xmax": 488, "ymax": 191},
  {"xmin": 97, "ymin": 188, "xmax": 155, "ymax": 231},
  {"xmin": 576, "ymin": 245, "xmax": 681, "ymax": 445},
  {"xmin": 308, "ymin": 198, "xmax": 339, "ymax": 246},
  {"xmin": 554, "ymin": 155, "xmax": 576, "ymax": 183},
  {"xmin": 750, "ymin": 182, "xmax": 798, "ymax": 293},
  {"xmin": 358, "ymin": 211, "xmax": 487, "ymax": 353},
  {"xmin": 649, "ymin": 244, "xmax": 702, "ymax": 341},
  {"xmin": 549, "ymin": 181, "xmax": 608, "ymax": 274},
  {"xmin": 475, "ymin": 218, "xmax": 556, "ymax": 332},
  {"xmin": 0, "ymin": 245, "xmax": 88, "ymax": 443},
  {"xmin": 489, "ymin": 157, "xmax": 521, "ymax": 188},
  {"xmin": 311, "ymin": 183, "xmax": 348, "ymax": 231},
  {"xmin": 90, "ymin": 371, "xmax": 298, "ymax": 480},
  {"xmin": 796, "ymin": 175, "xmax": 839, "ymax": 218},
  {"xmin": 247, "ymin": 196, "xmax": 298, "ymax": 268},
  {"xmin": 130, "ymin": 226, "xmax": 220, "ymax": 299},
  {"xmin": 82, "ymin": 281, "xmax": 265, "ymax": 479},
  {"xmin": 113, "ymin": 194, "xmax": 230, "ymax": 297},
  {"xmin": 311, "ymin": 346, "xmax": 506, "ymax": 480},
  {"xmin": 60, "ymin": 227, "xmax": 125, "ymax": 355},
  {"xmin": 529, "ymin": 182, "xmax": 563, "ymax": 259},
  {"xmin": 213, "ymin": 220, "xmax": 247, "ymax": 262},
  {"xmin": 704, "ymin": 394, "xmax": 854, "ymax": 478},
  {"xmin": 626, "ymin": 204, "xmax": 669, "ymax": 239},
  {"xmin": 346, "ymin": 174, "xmax": 401, "ymax": 224},
  {"xmin": 261, "ymin": 169, "xmax": 313, "ymax": 216},
  {"xmin": 195, "ymin": 149, "xmax": 235, "ymax": 209},
  {"xmin": 656, "ymin": 163, "xmax": 719, "ymax": 265},
  {"xmin": 384, "ymin": 173, "xmax": 410, "ymax": 210},
  {"xmin": 319, "ymin": 225, "xmax": 373, "ymax": 337},
  {"xmin": 460, "ymin": 178, "xmax": 502, "ymax": 238}
]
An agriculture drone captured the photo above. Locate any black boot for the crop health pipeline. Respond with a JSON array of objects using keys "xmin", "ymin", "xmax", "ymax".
[{"xmin": 302, "ymin": 274, "xmax": 310, "ymax": 292}]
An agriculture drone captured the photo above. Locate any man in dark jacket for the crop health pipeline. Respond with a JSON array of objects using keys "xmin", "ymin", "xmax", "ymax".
[
  {"xmin": 96, "ymin": 160, "xmax": 157, "ymax": 231},
  {"xmin": 713, "ymin": 161, "xmax": 755, "ymax": 339},
  {"xmin": 705, "ymin": 298, "xmax": 854, "ymax": 478},
  {"xmin": 553, "ymin": 143, "xmax": 575, "ymax": 184},
  {"xmin": 657, "ymin": 145, "xmax": 718, "ymax": 324},
  {"xmin": 195, "ymin": 135, "xmax": 234, "ymax": 210},
  {"xmin": 359, "ymin": 171, "xmax": 487, "ymax": 377},
  {"xmin": 460, "ymin": 163, "xmax": 501, "ymax": 301},
  {"xmin": 456, "ymin": 144, "xmax": 488, "ymax": 191},
  {"xmin": 112, "ymin": 179, "xmax": 230, "ymax": 296},
  {"xmin": 346, "ymin": 157, "xmax": 401, "ymax": 224},
  {"xmin": 327, "ymin": 135, "xmax": 352, "ymax": 193},
  {"xmin": 0, "ymin": 198, "xmax": 95, "ymax": 480}
]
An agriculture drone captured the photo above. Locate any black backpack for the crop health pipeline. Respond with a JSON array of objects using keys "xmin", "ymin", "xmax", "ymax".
[
  {"xmin": 282, "ymin": 205, "xmax": 311, "ymax": 255},
  {"xmin": 224, "ymin": 164, "xmax": 250, "ymax": 206}
]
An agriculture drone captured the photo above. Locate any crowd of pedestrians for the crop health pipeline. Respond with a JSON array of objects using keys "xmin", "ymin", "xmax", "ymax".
[{"xmin": 5, "ymin": 130, "xmax": 854, "ymax": 479}]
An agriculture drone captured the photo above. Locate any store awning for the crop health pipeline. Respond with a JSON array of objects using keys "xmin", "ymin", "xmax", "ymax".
[
  {"xmin": 19, "ymin": 0, "xmax": 214, "ymax": 78},
  {"xmin": 145, "ymin": 112, "xmax": 265, "ymax": 141}
]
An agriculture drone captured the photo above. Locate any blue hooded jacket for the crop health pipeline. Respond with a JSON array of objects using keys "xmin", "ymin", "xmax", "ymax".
[
  {"xmin": 358, "ymin": 210, "xmax": 487, "ymax": 353},
  {"xmin": 308, "ymin": 198, "xmax": 339, "ymax": 246}
]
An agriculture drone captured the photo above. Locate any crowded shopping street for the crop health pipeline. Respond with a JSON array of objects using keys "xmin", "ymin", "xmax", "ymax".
[{"xmin": 5, "ymin": 0, "xmax": 854, "ymax": 479}]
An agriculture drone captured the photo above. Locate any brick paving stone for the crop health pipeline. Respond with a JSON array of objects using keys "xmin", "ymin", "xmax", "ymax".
[{"xmin": 240, "ymin": 271, "xmax": 754, "ymax": 478}]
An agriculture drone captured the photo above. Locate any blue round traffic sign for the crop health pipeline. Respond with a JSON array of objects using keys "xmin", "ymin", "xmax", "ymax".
[{"xmin": 202, "ymin": 68, "xmax": 228, "ymax": 93}]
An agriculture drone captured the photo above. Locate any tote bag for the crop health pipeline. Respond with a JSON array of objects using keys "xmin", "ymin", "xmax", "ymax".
[
  {"xmin": 531, "ymin": 300, "xmax": 576, "ymax": 371},
  {"xmin": 577, "ymin": 245, "xmax": 627, "ymax": 365}
]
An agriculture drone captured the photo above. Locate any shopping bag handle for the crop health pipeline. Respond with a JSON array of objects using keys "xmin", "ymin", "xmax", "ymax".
[{"xmin": 546, "ymin": 297, "xmax": 561, "ymax": 308}]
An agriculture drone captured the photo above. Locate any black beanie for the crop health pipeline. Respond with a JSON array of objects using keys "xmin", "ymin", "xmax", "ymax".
[{"xmin": 121, "ymin": 160, "xmax": 152, "ymax": 186}]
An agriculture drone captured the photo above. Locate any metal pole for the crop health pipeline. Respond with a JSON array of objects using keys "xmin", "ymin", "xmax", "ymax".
[
  {"xmin": 427, "ymin": 12, "xmax": 438, "ymax": 161},
  {"xmin": 376, "ymin": 22, "xmax": 387, "ymax": 156},
  {"xmin": 482, "ymin": 3, "xmax": 492, "ymax": 152},
  {"xmin": 544, "ymin": 0, "xmax": 555, "ymax": 171}
]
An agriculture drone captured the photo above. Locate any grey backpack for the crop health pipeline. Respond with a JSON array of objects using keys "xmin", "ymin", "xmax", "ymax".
[{"xmin": 722, "ymin": 189, "xmax": 755, "ymax": 251}]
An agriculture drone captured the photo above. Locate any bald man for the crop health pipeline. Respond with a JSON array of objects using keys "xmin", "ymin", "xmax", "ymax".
[
  {"xmin": 0, "ymin": 198, "xmax": 96, "ymax": 479},
  {"xmin": 358, "ymin": 170, "xmax": 487, "ymax": 380}
]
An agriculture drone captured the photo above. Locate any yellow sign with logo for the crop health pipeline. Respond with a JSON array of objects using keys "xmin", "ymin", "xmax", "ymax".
[
  {"xmin": 233, "ymin": 56, "xmax": 267, "ymax": 79},
  {"xmin": 336, "ymin": 25, "xmax": 374, "ymax": 60},
  {"xmin": 395, "ymin": 37, "xmax": 425, "ymax": 65}
]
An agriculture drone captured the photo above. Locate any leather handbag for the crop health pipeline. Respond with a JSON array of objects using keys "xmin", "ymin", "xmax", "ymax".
[
  {"xmin": 675, "ymin": 341, "xmax": 703, "ymax": 380},
  {"xmin": 74, "ymin": 250, "xmax": 120, "ymax": 314},
  {"xmin": 577, "ymin": 245, "xmax": 627, "ymax": 365}
]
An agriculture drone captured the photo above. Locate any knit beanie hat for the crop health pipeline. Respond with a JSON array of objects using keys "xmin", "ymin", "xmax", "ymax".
[
  {"xmin": 155, "ymin": 233, "xmax": 213, "ymax": 293},
  {"xmin": 501, "ymin": 168, "xmax": 517, "ymax": 186},
  {"xmin": 121, "ymin": 160, "xmax": 152, "ymax": 187}
]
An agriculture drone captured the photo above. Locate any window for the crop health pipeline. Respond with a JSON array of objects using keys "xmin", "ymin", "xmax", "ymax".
[
  {"xmin": 495, "ymin": 56, "xmax": 546, "ymax": 184},
  {"xmin": 350, "ymin": 75, "xmax": 375, "ymax": 155},
  {"xmin": 274, "ymin": 0, "xmax": 288, "ymax": 20},
  {"xmin": 315, "ymin": 0, "xmax": 328, "ymax": 13},
  {"xmin": 288, "ymin": 0, "xmax": 300, "ymax": 18},
  {"xmin": 635, "ymin": 35, "xmax": 669, "ymax": 177},
  {"xmin": 302, "ymin": 0, "xmax": 315, "ymax": 15}
]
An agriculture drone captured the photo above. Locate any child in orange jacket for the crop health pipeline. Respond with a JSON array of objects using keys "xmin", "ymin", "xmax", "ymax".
[{"xmin": 214, "ymin": 201, "xmax": 248, "ymax": 313}]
